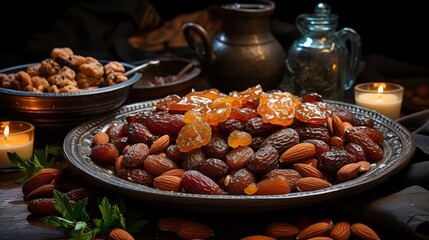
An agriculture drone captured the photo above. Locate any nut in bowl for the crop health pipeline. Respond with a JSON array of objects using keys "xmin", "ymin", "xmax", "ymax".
[
  {"xmin": 0, "ymin": 48, "xmax": 144, "ymax": 141},
  {"xmin": 128, "ymin": 58, "xmax": 201, "ymax": 102}
]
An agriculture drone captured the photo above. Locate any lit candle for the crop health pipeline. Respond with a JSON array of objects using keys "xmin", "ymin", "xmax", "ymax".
[
  {"xmin": 354, "ymin": 82, "xmax": 404, "ymax": 119},
  {"xmin": 0, "ymin": 121, "xmax": 35, "ymax": 169}
]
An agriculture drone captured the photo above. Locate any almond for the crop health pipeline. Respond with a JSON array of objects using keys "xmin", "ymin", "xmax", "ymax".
[
  {"xmin": 279, "ymin": 143, "xmax": 315, "ymax": 163},
  {"xmin": 158, "ymin": 217, "xmax": 184, "ymax": 232},
  {"xmin": 25, "ymin": 183, "xmax": 56, "ymax": 201},
  {"xmin": 241, "ymin": 235, "xmax": 276, "ymax": 240},
  {"xmin": 357, "ymin": 160, "xmax": 371, "ymax": 173},
  {"xmin": 296, "ymin": 221, "xmax": 333, "ymax": 239},
  {"xmin": 336, "ymin": 162, "xmax": 360, "ymax": 182},
  {"xmin": 350, "ymin": 223, "xmax": 380, "ymax": 240},
  {"xmin": 161, "ymin": 168, "xmax": 186, "ymax": 178},
  {"xmin": 108, "ymin": 228, "xmax": 135, "ymax": 240},
  {"xmin": 22, "ymin": 168, "xmax": 59, "ymax": 196},
  {"xmin": 329, "ymin": 136, "xmax": 343, "ymax": 149},
  {"xmin": 332, "ymin": 114, "xmax": 345, "ymax": 139},
  {"xmin": 149, "ymin": 134, "xmax": 170, "ymax": 154},
  {"xmin": 330, "ymin": 221, "xmax": 350, "ymax": 240},
  {"xmin": 296, "ymin": 177, "xmax": 331, "ymax": 192},
  {"xmin": 265, "ymin": 222, "xmax": 300, "ymax": 239},
  {"xmin": 294, "ymin": 163, "xmax": 325, "ymax": 179},
  {"xmin": 93, "ymin": 131, "xmax": 109, "ymax": 145},
  {"xmin": 254, "ymin": 177, "xmax": 290, "ymax": 195},
  {"xmin": 176, "ymin": 220, "xmax": 213, "ymax": 239},
  {"xmin": 153, "ymin": 175, "xmax": 182, "ymax": 192}
]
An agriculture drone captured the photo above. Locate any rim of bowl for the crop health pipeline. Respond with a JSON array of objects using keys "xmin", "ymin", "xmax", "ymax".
[{"xmin": 0, "ymin": 61, "xmax": 142, "ymax": 97}]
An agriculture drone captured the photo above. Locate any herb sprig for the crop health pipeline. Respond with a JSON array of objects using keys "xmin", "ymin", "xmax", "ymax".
[
  {"xmin": 42, "ymin": 190, "xmax": 148, "ymax": 240},
  {"xmin": 8, "ymin": 144, "xmax": 62, "ymax": 183}
]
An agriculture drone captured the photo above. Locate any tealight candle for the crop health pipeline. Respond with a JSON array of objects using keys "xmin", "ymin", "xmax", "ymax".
[
  {"xmin": 354, "ymin": 82, "xmax": 404, "ymax": 119},
  {"xmin": 0, "ymin": 121, "xmax": 35, "ymax": 169}
]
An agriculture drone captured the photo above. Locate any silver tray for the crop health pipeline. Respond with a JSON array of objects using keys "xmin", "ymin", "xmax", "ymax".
[{"xmin": 63, "ymin": 100, "xmax": 416, "ymax": 212}]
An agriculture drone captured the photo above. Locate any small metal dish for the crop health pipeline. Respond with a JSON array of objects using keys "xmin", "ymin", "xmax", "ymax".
[
  {"xmin": 0, "ymin": 61, "xmax": 142, "ymax": 142},
  {"xmin": 127, "ymin": 58, "xmax": 201, "ymax": 102}
]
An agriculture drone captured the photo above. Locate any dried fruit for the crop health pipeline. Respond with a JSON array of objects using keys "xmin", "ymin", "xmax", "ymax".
[
  {"xmin": 181, "ymin": 170, "xmax": 222, "ymax": 195},
  {"xmin": 265, "ymin": 221, "xmax": 300, "ymax": 239},
  {"xmin": 254, "ymin": 177, "xmax": 291, "ymax": 195},
  {"xmin": 176, "ymin": 220, "xmax": 213, "ymax": 239},
  {"xmin": 350, "ymin": 223, "xmax": 380, "ymax": 240},
  {"xmin": 108, "ymin": 228, "xmax": 135, "ymax": 240}
]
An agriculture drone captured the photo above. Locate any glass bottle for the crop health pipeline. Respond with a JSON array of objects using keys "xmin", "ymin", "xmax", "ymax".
[{"xmin": 286, "ymin": 2, "xmax": 361, "ymax": 100}]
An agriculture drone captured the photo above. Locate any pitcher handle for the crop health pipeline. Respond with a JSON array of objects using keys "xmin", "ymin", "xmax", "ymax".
[
  {"xmin": 182, "ymin": 22, "xmax": 214, "ymax": 64},
  {"xmin": 337, "ymin": 27, "xmax": 361, "ymax": 90}
]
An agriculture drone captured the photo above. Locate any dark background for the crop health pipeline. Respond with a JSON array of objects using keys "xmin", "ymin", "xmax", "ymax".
[{"xmin": 1, "ymin": 0, "xmax": 428, "ymax": 69}]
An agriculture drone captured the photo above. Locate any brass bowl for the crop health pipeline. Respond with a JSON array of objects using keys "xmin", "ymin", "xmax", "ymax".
[
  {"xmin": 0, "ymin": 61, "xmax": 142, "ymax": 142},
  {"xmin": 127, "ymin": 58, "xmax": 201, "ymax": 102}
]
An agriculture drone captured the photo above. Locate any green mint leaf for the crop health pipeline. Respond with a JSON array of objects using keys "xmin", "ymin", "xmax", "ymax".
[{"xmin": 94, "ymin": 197, "xmax": 126, "ymax": 231}]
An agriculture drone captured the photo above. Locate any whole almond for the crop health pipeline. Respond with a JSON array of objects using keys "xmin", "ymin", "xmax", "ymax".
[
  {"xmin": 176, "ymin": 220, "xmax": 213, "ymax": 239},
  {"xmin": 351, "ymin": 223, "xmax": 380, "ymax": 240},
  {"xmin": 279, "ymin": 143, "xmax": 315, "ymax": 163},
  {"xmin": 25, "ymin": 183, "xmax": 56, "ymax": 201},
  {"xmin": 330, "ymin": 221, "xmax": 350, "ymax": 240},
  {"xmin": 241, "ymin": 235, "xmax": 276, "ymax": 240},
  {"xmin": 150, "ymin": 134, "xmax": 170, "ymax": 154},
  {"xmin": 153, "ymin": 175, "xmax": 182, "ymax": 192},
  {"xmin": 357, "ymin": 161, "xmax": 372, "ymax": 173},
  {"xmin": 294, "ymin": 163, "xmax": 325, "ymax": 179},
  {"xmin": 296, "ymin": 177, "xmax": 331, "ymax": 192},
  {"xmin": 254, "ymin": 177, "xmax": 290, "ymax": 195},
  {"xmin": 337, "ymin": 162, "xmax": 360, "ymax": 182},
  {"xmin": 108, "ymin": 228, "xmax": 135, "ymax": 240},
  {"xmin": 22, "ymin": 168, "xmax": 59, "ymax": 196},
  {"xmin": 329, "ymin": 136, "xmax": 343, "ymax": 149},
  {"xmin": 296, "ymin": 221, "xmax": 333, "ymax": 239},
  {"xmin": 93, "ymin": 132, "xmax": 109, "ymax": 145},
  {"xmin": 332, "ymin": 114, "xmax": 345, "ymax": 139},
  {"xmin": 161, "ymin": 168, "xmax": 186, "ymax": 178},
  {"xmin": 265, "ymin": 221, "xmax": 300, "ymax": 239},
  {"xmin": 158, "ymin": 217, "xmax": 185, "ymax": 232}
]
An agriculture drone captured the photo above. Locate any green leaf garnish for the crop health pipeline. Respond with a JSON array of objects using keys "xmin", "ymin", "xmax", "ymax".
[{"xmin": 8, "ymin": 144, "xmax": 62, "ymax": 183}]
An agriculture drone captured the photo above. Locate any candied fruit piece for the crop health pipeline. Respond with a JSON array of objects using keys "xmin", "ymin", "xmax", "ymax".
[
  {"xmin": 168, "ymin": 95, "xmax": 212, "ymax": 112},
  {"xmin": 204, "ymin": 102, "xmax": 232, "ymax": 126},
  {"xmin": 155, "ymin": 94, "xmax": 181, "ymax": 111},
  {"xmin": 176, "ymin": 119, "xmax": 212, "ymax": 152},
  {"xmin": 257, "ymin": 92, "xmax": 298, "ymax": 126},
  {"xmin": 228, "ymin": 130, "xmax": 252, "ymax": 148},
  {"xmin": 295, "ymin": 101, "xmax": 330, "ymax": 125},
  {"xmin": 229, "ymin": 107, "xmax": 258, "ymax": 122}
]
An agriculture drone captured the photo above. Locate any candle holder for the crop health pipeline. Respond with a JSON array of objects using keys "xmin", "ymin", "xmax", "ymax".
[
  {"xmin": 0, "ymin": 121, "xmax": 35, "ymax": 171},
  {"xmin": 354, "ymin": 82, "xmax": 404, "ymax": 119}
]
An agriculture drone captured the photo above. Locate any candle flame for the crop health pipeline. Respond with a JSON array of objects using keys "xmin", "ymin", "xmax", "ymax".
[
  {"xmin": 377, "ymin": 85, "xmax": 384, "ymax": 98},
  {"xmin": 4, "ymin": 125, "xmax": 8, "ymax": 143}
]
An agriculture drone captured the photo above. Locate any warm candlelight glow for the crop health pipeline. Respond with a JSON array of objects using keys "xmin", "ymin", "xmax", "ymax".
[
  {"xmin": 354, "ymin": 82, "xmax": 404, "ymax": 119},
  {"xmin": 0, "ymin": 121, "xmax": 35, "ymax": 169},
  {"xmin": 377, "ymin": 85, "xmax": 383, "ymax": 98},
  {"xmin": 4, "ymin": 125, "xmax": 9, "ymax": 143}
]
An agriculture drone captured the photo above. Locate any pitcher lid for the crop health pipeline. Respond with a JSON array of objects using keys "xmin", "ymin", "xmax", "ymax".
[{"xmin": 298, "ymin": 2, "xmax": 338, "ymax": 27}]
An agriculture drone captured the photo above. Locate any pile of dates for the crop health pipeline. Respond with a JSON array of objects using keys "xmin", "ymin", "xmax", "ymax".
[{"xmin": 90, "ymin": 85, "xmax": 384, "ymax": 195}]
